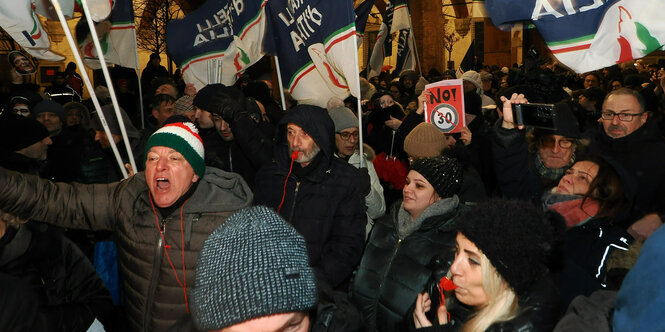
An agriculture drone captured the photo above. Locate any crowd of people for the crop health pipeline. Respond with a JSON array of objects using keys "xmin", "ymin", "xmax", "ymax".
[{"xmin": 0, "ymin": 49, "xmax": 664, "ymax": 332}]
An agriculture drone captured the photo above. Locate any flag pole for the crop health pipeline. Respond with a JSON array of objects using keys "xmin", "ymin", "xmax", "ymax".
[
  {"xmin": 131, "ymin": 28, "xmax": 145, "ymax": 130},
  {"xmin": 273, "ymin": 56, "xmax": 287, "ymax": 111},
  {"xmin": 51, "ymin": 0, "xmax": 128, "ymax": 178},
  {"xmin": 353, "ymin": 32, "xmax": 365, "ymax": 168},
  {"xmin": 81, "ymin": 0, "xmax": 138, "ymax": 174}
]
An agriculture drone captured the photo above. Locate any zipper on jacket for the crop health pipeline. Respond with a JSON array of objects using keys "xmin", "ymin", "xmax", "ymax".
[
  {"xmin": 287, "ymin": 181, "xmax": 301, "ymax": 223},
  {"xmin": 372, "ymin": 238, "xmax": 403, "ymax": 325},
  {"xmin": 228, "ymin": 149, "xmax": 233, "ymax": 172},
  {"xmin": 144, "ymin": 218, "xmax": 167, "ymax": 331}
]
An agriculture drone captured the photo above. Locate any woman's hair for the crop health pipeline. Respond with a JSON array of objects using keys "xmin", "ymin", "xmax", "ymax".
[
  {"xmin": 583, "ymin": 157, "xmax": 627, "ymax": 220},
  {"xmin": 462, "ymin": 254, "xmax": 519, "ymax": 332}
]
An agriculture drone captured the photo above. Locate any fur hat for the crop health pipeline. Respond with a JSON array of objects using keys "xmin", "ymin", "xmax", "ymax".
[
  {"xmin": 191, "ymin": 206, "xmax": 317, "ymax": 330},
  {"xmin": 403, "ymin": 122, "xmax": 447, "ymax": 158},
  {"xmin": 409, "ymin": 156, "xmax": 463, "ymax": 198},
  {"xmin": 456, "ymin": 198, "xmax": 563, "ymax": 297},
  {"xmin": 144, "ymin": 122, "xmax": 205, "ymax": 177},
  {"xmin": 461, "ymin": 70, "xmax": 483, "ymax": 94},
  {"xmin": 328, "ymin": 107, "xmax": 358, "ymax": 132}
]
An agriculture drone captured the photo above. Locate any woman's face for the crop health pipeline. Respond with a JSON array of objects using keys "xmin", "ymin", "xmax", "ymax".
[
  {"xmin": 402, "ymin": 170, "xmax": 440, "ymax": 220},
  {"xmin": 378, "ymin": 95, "xmax": 395, "ymax": 109},
  {"xmin": 556, "ymin": 160, "xmax": 599, "ymax": 195},
  {"xmin": 450, "ymin": 233, "xmax": 489, "ymax": 308}
]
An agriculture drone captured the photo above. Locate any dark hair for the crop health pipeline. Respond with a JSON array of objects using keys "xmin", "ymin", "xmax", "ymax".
[
  {"xmin": 151, "ymin": 93, "xmax": 175, "ymax": 110},
  {"xmin": 66, "ymin": 62, "xmax": 76, "ymax": 71},
  {"xmin": 582, "ymin": 158, "xmax": 628, "ymax": 221}
]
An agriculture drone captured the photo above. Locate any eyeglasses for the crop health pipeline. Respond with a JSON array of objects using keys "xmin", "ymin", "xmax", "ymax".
[
  {"xmin": 601, "ymin": 111, "xmax": 644, "ymax": 122},
  {"xmin": 539, "ymin": 136, "xmax": 573, "ymax": 149},
  {"xmin": 336, "ymin": 131, "xmax": 359, "ymax": 141}
]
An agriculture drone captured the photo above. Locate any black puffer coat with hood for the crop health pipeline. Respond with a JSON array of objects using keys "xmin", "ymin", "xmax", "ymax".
[{"xmin": 254, "ymin": 105, "xmax": 367, "ymax": 288}]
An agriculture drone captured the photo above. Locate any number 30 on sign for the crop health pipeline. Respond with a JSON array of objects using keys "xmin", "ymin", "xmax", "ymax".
[{"xmin": 423, "ymin": 79, "xmax": 465, "ymax": 134}]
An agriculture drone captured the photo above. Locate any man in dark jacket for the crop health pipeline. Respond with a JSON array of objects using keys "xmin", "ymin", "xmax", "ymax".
[
  {"xmin": 0, "ymin": 114, "xmax": 114, "ymax": 331},
  {"xmin": 587, "ymin": 87, "xmax": 665, "ymax": 240},
  {"xmin": 0, "ymin": 122, "xmax": 253, "ymax": 331},
  {"xmin": 253, "ymin": 104, "xmax": 368, "ymax": 289},
  {"xmin": 192, "ymin": 84, "xmax": 272, "ymax": 188}
]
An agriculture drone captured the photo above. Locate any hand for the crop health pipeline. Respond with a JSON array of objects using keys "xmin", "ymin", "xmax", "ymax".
[
  {"xmin": 358, "ymin": 167, "xmax": 371, "ymax": 197},
  {"xmin": 384, "ymin": 115, "xmax": 402, "ymax": 131},
  {"xmin": 627, "ymin": 213, "xmax": 663, "ymax": 242},
  {"xmin": 499, "ymin": 93, "xmax": 528, "ymax": 130},
  {"xmin": 416, "ymin": 90, "xmax": 432, "ymax": 115},
  {"xmin": 10, "ymin": 68, "xmax": 23, "ymax": 84},
  {"xmin": 459, "ymin": 126, "xmax": 472, "ymax": 146},
  {"xmin": 413, "ymin": 292, "xmax": 448, "ymax": 329},
  {"xmin": 124, "ymin": 163, "xmax": 135, "ymax": 177},
  {"xmin": 184, "ymin": 83, "xmax": 197, "ymax": 97}
]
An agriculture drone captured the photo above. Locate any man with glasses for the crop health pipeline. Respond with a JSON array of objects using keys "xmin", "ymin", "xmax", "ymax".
[
  {"xmin": 589, "ymin": 87, "xmax": 665, "ymax": 241},
  {"xmin": 328, "ymin": 106, "xmax": 385, "ymax": 237},
  {"xmin": 492, "ymin": 96, "xmax": 581, "ymax": 201}
]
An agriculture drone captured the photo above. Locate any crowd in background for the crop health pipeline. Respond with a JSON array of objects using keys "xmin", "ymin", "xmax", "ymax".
[{"xmin": 0, "ymin": 49, "xmax": 664, "ymax": 331}]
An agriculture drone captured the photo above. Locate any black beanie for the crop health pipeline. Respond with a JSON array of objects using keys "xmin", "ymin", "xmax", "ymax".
[
  {"xmin": 192, "ymin": 84, "xmax": 226, "ymax": 112},
  {"xmin": 409, "ymin": 156, "xmax": 463, "ymax": 198},
  {"xmin": 456, "ymin": 198, "xmax": 564, "ymax": 297},
  {"xmin": 0, "ymin": 113, "xmax": 49, "ymax": 152}
]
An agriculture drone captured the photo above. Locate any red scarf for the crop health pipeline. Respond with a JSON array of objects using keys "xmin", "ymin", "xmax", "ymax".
[{"xmin": 550, "ymin": 198, "xmax": 600, "ymax": 228}]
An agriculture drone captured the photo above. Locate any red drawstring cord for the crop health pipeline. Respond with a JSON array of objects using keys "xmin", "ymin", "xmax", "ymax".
[
  {"xmin": 277, "ymin": 151, "xmax": 300, "ymax": 214},
  {"xmin": 149, "ymin": 192, "xmax": 190, "ymax": 312}
]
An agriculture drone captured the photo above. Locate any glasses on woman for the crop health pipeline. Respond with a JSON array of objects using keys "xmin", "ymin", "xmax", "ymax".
[
  {"xmin": 336, "ymin": 131, "xmax": 359, "ymax": 141},
  {"xmin": 539, "ymin": 136, "xmax": 573, "ymax": 149},
  {"xmin": 600, "ymin": 111, "xmax": 644, "ymax": 122}
]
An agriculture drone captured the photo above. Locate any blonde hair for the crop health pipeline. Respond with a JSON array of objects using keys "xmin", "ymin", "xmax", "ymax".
[{"xmin": 462, "ymin": 254, "xmax": 519, "ymax": 332}]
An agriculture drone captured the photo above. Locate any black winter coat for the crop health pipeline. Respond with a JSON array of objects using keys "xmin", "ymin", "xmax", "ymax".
[
  {"xmin": 0, "ymin": 222, "xmax": 114, "ymax": 332},
  {"xmin": 586, "ymin": 119, "xmax": 665, "ymax": 221},
  {"xmin": 351, "ymin": 197, "xmax": 460, "ymax": 332},
  {"xmin": 253, "ymin": 106, "xmax": 367, "ymax": 288}
]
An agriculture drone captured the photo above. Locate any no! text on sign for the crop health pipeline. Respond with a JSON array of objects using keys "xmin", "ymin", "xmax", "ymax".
[{"xmin": 423, "ymin": 79, "xmax": 465, "ymax": 134}]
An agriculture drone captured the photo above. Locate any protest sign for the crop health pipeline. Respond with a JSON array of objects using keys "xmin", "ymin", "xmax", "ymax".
[{"xmin": 424, "ymin": 79, "xmax": 465, "ymax": 134}]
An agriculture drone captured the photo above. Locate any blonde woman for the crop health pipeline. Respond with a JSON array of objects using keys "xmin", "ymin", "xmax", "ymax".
[{"xmin": 413, "ymin": 199, "xmax": 561, "ymax": 332}]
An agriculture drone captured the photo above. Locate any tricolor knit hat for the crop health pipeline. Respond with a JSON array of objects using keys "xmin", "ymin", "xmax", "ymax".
[
  {"xmin": 456, "ymin": 198, "xmax": 564, "ymax": 297},
  {"xmin": 144, "ymin": 122, "xmax": 205, "ymax": 177},
  {"xmin": 191, "ymin": 206, "xmax": 317, "ymax": 330},
  {"xmin": 409, "ymin": 156, "xmax": 462, "ymax": 198},
  {"xmin": 403, "ymin": 122, "xmax": 447, "ymax": 158}
]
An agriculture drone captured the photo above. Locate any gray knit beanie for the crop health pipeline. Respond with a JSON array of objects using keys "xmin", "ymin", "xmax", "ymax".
[
  {"xmin": 328, "ymin": 107, "xmax": 358, "ymax": 132},
  {"xmin": 191, "ymin": 206, "xmax": 318, "ymax": 330}
]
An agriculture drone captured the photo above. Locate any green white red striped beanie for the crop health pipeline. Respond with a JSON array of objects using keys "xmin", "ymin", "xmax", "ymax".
[{"xmin": 145, "ymin": 122, "xmax": 205, "ymax": 177}]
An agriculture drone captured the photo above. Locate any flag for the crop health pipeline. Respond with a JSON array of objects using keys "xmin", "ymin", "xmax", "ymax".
[
  {"xmin": 389, "ymin": 0, "xmax": 410, "ymax": 34},
  {"xmin": 460, "ymin": 41, "xmax": 475, "ymax": 72},
  {"xmin": 265, "ymin": 0, "xmax": 359, "ymax": 108},
  {"xmin": 485, "ymin": 0, "xmax": 665, "ymax": 73},
  {"xmin": 166, "ymin": 0, "xmax": 268, "ymax": 90},
  {"xmin": 367, "ymin": 21, "xmax": 389, "ymax": 79},
  {"xmin": 394, "ymin": 28, "xmax": 415, "ymax": 74},
  {"xmin": 0, "ymin": 0, "xmax": 64, "ymax": 61},
  {"xmin": 367, "ymin": 3, "xmax": 395, "ymax": 79},
  {"xmin": 76, "ymin": 0, "xmax": 139, "ymax": 70},
  {"xmin": 355, "ymin": 0, "xmax": 374, "ymax": 47}
]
